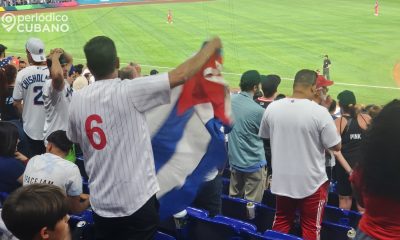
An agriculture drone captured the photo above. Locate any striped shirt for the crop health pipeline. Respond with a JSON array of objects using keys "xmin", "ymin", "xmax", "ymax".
[{"xmin": 67, "ymin": 73, "xmax": 170, "ymax": 217}]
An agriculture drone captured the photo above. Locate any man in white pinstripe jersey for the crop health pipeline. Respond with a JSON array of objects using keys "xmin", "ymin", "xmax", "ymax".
[{"xmin": 67, "ymin": 36, "xmax": 222, "ymax": 239}]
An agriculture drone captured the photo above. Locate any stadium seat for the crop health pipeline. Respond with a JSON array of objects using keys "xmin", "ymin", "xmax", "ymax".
[
  {"xmin": 262, "ymin": 190, "xmax": 276, "ymax": 209},
  {"xmin": 0, "ymin": 192, "xmax": 9, "ymax": 207},
  {"xmin": 222, "ymin": 177, "xmax": 230, "ymax": 195},
  {"xmin": 221, "ymin": 195, "xmax": 276, "ymax": 232},
  {"xmin": 155, "ymin": 231, "xmax": 176, "ymax": 240},
  {"xmin": 187, "ymin": 207, "xmax": 209, "ymax": 218},
  {"xmin": 320, "ymin": 221, "xmax": 355, "ymax": 240},
  {"xmin": 263, "ymin": 230, "xmax": 303, "ymax": 240},
  {"xmin": 323, "ymin": 205, "xmax": 362, "ymax": 228},
  {"xmin": 212, "ymin": 215, "xmax": 257, "ymax": 232},
  {"xmin": 187, "ymin": 213, "xmax": 242, "ymax": 240},
  {"xmin": 82, "ymin": 177, "xmax": 90, "ymax": 194}
]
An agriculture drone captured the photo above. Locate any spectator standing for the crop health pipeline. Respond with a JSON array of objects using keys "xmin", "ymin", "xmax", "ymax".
[
  {"xmin": 259, "ymin": 69, "xmax": 341, "ymax": 240},
  {"xmin": 333, "ymin": 90, "xmax": 370, "ymax": 211},
  {"xmin": 12, "ymin": 38, "xmax": 49, "ymax": 158},
  {"xmin": 228, "ymin": 70, "xmax": 267, "ymax": 203},
  {"xmin": 254, "ymin": 74, "xmax": 281, "ymax": 109},
  {"xmin": 351, "ymin": 99, "xmax": 400, "ymax": 240},
  {"xmin": 67, "ymin": 36, "xmax": 222, "ymax": 239},
  {"xmin": 0, "ymin": 44, "xmax": 13, "ymax": 68},
  {"xmin": 42, "ymin": 48, "xmax": 74, "ymax": 142},
  {"xmin": 0, "ymin": 65, "xmax": 19, "ymax": 121}
]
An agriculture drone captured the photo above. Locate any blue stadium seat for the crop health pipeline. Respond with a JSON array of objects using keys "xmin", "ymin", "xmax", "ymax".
[
  {"xmin": 240, "ymin": 227, "xmax": 271, "ymax": 240},
  {"xmin": 263, "ymin": 230, "xmax": 303, "ymax": 240},
  {"xmin": 187, "ymin": 207, "xmax": 209, "ymax": 218},
  {"xmin": 212, "ymin": 215, "xmax": 257, "ymax": 232},
  {"xmin": 222, "ymin": 177, "xmax": 230, "ymax": 195},
  {"xmin": 321, "ymin": 221, "xmax": 355, "ymax": 240},
  {"xmin": 155, "ymin": 231, "xmax": 176, "ymax": 240},
  {"xmin": 187, "ymin": 213, "xmax": 243, "ymax": 240},
  {"xmin": 221, "ymin": 195, "xmax": 275, "ymax": 232},
  {"xmin": 69, "ymin": 210, "xmax": 95, "ymax": 240},
  {"xmin": 323, "ymin": 205, "xmax": 362, "ymax": 228},
  {"xmin": 69, "ymin": 209, "xmax": 94, "ymax": 225},
  {"xmin": 261, "ymin": 190, "xmax": 276, "ymax": 209},
  {"xmin": 0, "ymin": 192, "xmax": 9, "ymax": 207},
  {"xmin": 82, "ymin": 177, "xmax": 90, "ymax": 194}
]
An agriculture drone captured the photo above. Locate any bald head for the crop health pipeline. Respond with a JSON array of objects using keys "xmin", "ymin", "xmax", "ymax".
[{"xmin": 293, "ymin": 69, "xmax": 317, "ymax": 89}]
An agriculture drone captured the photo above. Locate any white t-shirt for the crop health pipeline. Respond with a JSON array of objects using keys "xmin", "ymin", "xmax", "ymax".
[
  {"xmin": 23, "ymin": 153, "xmax": 82, "ymax": 197},
  {"xmin": 259, "ymin": 98, "xmax": 340, "ymax": 198},
  {"xmin": 42, "ymin": 79, "xmax": 73, "ymax": 141},
  {"xmin": 67, "ymin": 73, "xmax": 170, "ymax": 217},
  {"xmin": 13, "ymin": 65, "xmax": 50, "ymax": 140}
]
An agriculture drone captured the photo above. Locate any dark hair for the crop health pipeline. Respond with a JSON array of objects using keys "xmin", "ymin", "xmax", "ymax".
[
  {"xmin": 293, "ymin": 69, "xmax": 317, "ymax": 88},
  {"xmin": 0, "ymin": 122, "xmax": 19, "ymax": 157},
  {"xmin": 4, "ymin": 64, "xmax": 17, "ymax": 85},
  {"xmin": 84, "ymin": 36, "xmax": 118, "ymax": 79},
  {"xmin": 150, "ymin": 69, "xmax": 159, "ymax": 75},
  {"xmin": 328, "ymin": 99, "xmax": 337, "ymax": 113},
  {"xmin": 261, "ymin": 75, "xmax": 281, "ymax": 98},
  {"xmin": 74, "ymin": 64, "xmax": 84, "ymax": 75},
  {"xmin": 0, "ymin": 69, "xmax": 7, "ymax": 114},
  {"xmin": 239, "ymin": 70, "xmax": 261, "ymax": 92},
  {"xmin": 47, "ymin": 130, "xmax": 73, "ymax": 153},
  {"xmin": 359, "ymin": 99, "xmax": 400, "ymax": 200},
  {"xmin": 339, "ymin": 102, "xmax": 356, "ymax": 118},
  {"xmin": 1, "ymin": 184, "xmax": 69, "ymax": 240}
]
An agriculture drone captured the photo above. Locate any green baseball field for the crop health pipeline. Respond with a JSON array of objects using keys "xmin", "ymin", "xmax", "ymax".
[{"xmin": 2, "ymin": 0, "xmax": 400, "ymax": 104}]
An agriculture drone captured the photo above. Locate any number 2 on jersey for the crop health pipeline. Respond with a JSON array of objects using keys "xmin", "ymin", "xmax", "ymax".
[
  {"xmin": 85, "ymin": 114, "xmax": 107, "ymax": 150},
  {"xmin": 33, "ymin": 86, "xmax": 44, "ymax": 105}
]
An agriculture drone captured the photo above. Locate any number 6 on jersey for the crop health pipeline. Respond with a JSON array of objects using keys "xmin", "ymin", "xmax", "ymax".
[{"xmin": 85, "ymin": 114, "xmax": 107, "ymax": 150}]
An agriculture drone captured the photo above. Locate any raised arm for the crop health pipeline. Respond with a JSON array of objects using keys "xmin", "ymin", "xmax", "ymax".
[
  {"xmin": 49, "ymin": 48, "xmax": 65, "ymax": 91},
  {"xmin": 168, "ymin": 37, "xmax": 222, "ymax": 88}
]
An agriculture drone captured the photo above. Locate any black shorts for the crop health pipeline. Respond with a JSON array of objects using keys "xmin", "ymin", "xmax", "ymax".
[{"xmin": 335, "ymin": 164, "xmax": 352, "ymax": 196}]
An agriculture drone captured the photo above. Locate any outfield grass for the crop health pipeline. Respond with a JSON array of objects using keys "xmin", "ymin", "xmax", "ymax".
[{"xmin": 2, "ymin": 0, "xmax": 400, "ymax": 104}]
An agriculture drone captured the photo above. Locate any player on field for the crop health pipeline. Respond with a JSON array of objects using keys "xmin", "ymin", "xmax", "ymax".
[
  {"xmin": 167, "ymin": 9, "xmax": 173, "ymax": 24},
  {"xmin": 13, "ymin": 38, "xmax": 49, "ymax": 158},
  {"xmin": 67, "ymin": 36, "xmax": 222, "ymax": 239}
]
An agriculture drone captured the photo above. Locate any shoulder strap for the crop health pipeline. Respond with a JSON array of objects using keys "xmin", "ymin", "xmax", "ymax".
[{"xmin": 340, "ymin": 116, "xmax": 352, "ymax": 138}]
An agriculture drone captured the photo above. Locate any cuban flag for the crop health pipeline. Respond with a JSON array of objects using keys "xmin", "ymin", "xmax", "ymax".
[{"xmin": 146, "ymin": 53, "xmax": 231, "ymax": 220}]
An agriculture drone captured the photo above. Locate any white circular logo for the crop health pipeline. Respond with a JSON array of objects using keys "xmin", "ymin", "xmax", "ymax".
[{"xmin": 1, "ymin": 13, "xmax": 16, "ymax": 32}]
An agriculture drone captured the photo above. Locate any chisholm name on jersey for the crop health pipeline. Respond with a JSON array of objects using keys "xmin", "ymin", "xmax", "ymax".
[{"xmin": 22, "ymin": 74, "xmax": 49, "ymax": 89}]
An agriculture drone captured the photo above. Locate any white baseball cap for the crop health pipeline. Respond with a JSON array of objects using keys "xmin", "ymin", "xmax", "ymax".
[{"xmin": 25, "ymin": 37, "xmax": 46, "ymax": 62}]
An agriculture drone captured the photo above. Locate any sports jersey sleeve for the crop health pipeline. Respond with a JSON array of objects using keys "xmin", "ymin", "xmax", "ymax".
[
  {"xmin": 126, "ymin": 73, "xmax": 171, "ymax": 112},
  {"xmin": 67, "ymin": 97, "xmax": 78, "ymax": 143},
  {"xmin": 42, "ymin": 79, "xmax": 63, "ymax": 104},
  {"xmin": 12, "ymin": 72, "xmax": 24, "ymax": 101},
  {"xmin": 259, "ymin": 109, "xmax": 271, "ymax": 139},
  {"xmin": 65, "ymin": 164, "xmax": 83, "ymax": 197},
  {"xmin": 320, "ymin": 109, "xmax": 341, "ymax": 149}
]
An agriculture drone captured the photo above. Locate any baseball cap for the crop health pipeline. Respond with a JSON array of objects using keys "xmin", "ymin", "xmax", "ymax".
[
  {"xmin": 25, "ymin": 38, "xmax": 46, "ymax": 62},
  {"xmin": 260, "ymin": 74, "xmax": 281, "ymax": 97},
  {"xmin": 337, "ymin": 90, "xmax": 356, "ymax": 106},
  {"xmin": 316, "ymin": 75, "xmax": 333, "ymax": 89},
  {"xmin": 0, "ymin": 44, "xmax": 7, "ymax": 55}
]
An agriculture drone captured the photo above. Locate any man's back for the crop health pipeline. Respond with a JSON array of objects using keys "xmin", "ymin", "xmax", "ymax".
[
  {"xmin": 260, "ymin": 98, "xmax": 340, "ymax": 198},
  {"xmin": 67, "ymin": 74, "xmax": 170, "ymax": 217},
  {"xmin": 23, "ymin": 153, "xmax": 82, "ymax": 197},
  {"xmin": 13, "ymin": 65, "xmax": 49, "ymax": 140},
  {"xmin": 42, "ymin": 79, "xmax": 73, "ymax": 140},
  {"xmin": 228, "ymin": 92, "xmax": 265, "ymax": 170}
]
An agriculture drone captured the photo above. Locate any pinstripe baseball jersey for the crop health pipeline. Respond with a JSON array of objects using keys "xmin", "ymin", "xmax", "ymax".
[
  {"xmin": 43, "ymin": 79, "xmax": 73, "ymax": 142},
  {"xmin": 67, "ymin": 73, "xmax": 170, "ymax": 217},
  {"xmin": 13, "ymin": 65, "xmax": 50, "ymax": 140}
]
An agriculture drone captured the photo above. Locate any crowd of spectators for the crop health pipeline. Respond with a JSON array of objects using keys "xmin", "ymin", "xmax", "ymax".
[
  {"xmin": 0, "ymin": 36, "xmax": 399, "ymax": 240},
  {"xmin": 0, "ymin": 0, "xmax": 72, "ymax": 7}
]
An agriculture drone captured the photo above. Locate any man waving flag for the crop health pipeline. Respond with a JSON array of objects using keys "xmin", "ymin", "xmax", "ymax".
[{"xmin": 147, "ymin": 51, "xmax": 231, "ymax": 220}]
